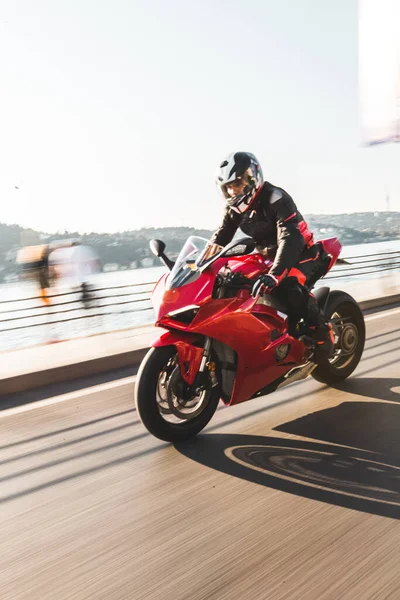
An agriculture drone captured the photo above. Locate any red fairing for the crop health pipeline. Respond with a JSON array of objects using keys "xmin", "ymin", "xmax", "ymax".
[
  {"xmin": 151, "ymin": 268, "xmax": 216, "ymax": 324},
  {"xmin": 188, "ymin": 298, "xmax": 306, "ymax": 404},
  {"xmin": 225, "ymin": 253, "xmax": 273, "ymax": 278},
  {"xmin": 150, "ymin": 239, "xmax": 344, "ymax": 406},
  {"xmin": 151, "ymin": 254, "xmax": 271, "ymax": 325},
  {"xmin": 153, "ymin": 329, "xmax": 204, "ymax": 385},
  {"xmin": 151, "ymin": 273, "xmax": 168, "ymax": 317}
]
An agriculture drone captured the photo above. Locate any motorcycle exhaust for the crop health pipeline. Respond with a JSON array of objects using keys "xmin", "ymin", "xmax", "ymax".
[{"xmin": 277, "ymin": 361, "xmax": 317, "ymax": 390}]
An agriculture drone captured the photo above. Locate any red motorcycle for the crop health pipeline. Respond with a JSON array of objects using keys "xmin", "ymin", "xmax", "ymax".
[{"xmin": 135, "ymin": 236, "xmax": 365, "ymax": 442}]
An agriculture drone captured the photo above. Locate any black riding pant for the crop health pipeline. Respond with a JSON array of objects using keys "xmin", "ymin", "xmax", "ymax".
[{"xmin": 272, "ymin": 243, "xmax": 330, "ymax": 336}]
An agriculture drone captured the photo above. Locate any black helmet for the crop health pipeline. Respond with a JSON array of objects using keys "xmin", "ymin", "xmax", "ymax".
[{"xmin": 216, "ymin": 152, "xmax": 263, "ymax": 213}]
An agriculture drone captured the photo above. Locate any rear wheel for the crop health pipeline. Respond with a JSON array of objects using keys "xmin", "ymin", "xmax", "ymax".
[
  {"xmin": 312, "ymin": 291, "xmax": 365, "ymax": 385},
  {"xmin": 135, "ymin": 346, "xmax": 221, "ymax": 442}
]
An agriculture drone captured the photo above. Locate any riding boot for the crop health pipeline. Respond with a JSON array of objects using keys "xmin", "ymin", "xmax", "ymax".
[
  {"xmin": 313, "ymin": 323, "xmax": 335, "ymax": 361},
  {"xmin": 306, "ymin": 295, "xmax": 335, "ymax": 361}
]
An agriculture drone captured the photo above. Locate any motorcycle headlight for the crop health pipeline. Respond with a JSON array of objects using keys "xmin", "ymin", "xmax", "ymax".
[{"xmin": 167, "ymin": 305, "xmax": 200, "ymax": 324}]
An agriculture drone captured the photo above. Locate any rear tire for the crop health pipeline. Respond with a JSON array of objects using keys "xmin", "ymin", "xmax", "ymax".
[
  {"xmin": 135, "ymin": 346, "xmax": 221, "ymax": 442},
  {"xmin": 312, "ymin": 291, "xmax": 365, "ymax": 385}
]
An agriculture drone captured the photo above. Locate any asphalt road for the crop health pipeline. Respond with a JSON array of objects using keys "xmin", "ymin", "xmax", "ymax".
[{"xmin": 1, "ymin": 306, "xmax": 400, "ymax": 600}]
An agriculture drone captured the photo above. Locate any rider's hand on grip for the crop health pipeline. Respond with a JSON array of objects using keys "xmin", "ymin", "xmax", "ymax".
[{"xmin": 251, "ymin": 274, "xmax": 278, "ymax": 298}]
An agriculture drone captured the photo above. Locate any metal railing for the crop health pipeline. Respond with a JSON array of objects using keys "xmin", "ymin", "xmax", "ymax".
[
  {"xmin": 0, "ymin": 250, "xmax": 399, "ymax": 348},
  {"xmin": 324, "ymin": 250, "xmax": 400, "ymax": 279}
]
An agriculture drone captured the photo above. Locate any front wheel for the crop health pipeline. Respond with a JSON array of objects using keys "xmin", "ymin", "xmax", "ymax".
[
  {"xmin": 312, "ymin": 291, "xmax": 365, "ymax": 385},
  {"xmin": 135, "ymin": 346, "xmax": 221, "ymax": 442}
]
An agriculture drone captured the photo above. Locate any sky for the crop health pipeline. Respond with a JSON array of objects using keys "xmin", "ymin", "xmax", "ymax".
[
  {"xmin": 359, "ymin": 0, "xmax": 400, "ymax": 144},
  {"xmin": 0, "ymin": 0, "xmax": 399, "ymax": 234}
]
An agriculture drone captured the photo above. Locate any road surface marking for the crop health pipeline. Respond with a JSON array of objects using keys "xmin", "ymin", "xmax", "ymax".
[
  {"xmin": 365, "ymin": 307, "xmax": 400, "ymax": 321},
  {"xmin": 0, "ymin": 376, "xmax": 136, "ymax": 418}
]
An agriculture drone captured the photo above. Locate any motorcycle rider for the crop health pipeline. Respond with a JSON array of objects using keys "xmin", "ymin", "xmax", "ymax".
[{"xmin": 206, "ymin": 151, "xmax": 334, "ymax": 361}]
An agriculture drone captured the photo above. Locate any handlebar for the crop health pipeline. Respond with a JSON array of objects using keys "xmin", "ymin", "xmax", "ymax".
[{"xmin": 221, "ymin": 272, "xmax": 257, "ymax": 290}]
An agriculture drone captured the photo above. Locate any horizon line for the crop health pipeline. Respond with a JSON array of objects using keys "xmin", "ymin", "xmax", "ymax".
[{"xmin": 1, "ymin": 209, "xmax": 399, "ymax": 237}]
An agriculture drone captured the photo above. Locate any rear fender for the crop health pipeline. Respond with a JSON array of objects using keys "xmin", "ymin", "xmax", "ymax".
[
  {"xmin": 313, "ymin": 286, "xmax": 330, "ymax": 317},
  {"xmin": 153, "ymin": 330, "xmax": 204, "ymax": 385}
]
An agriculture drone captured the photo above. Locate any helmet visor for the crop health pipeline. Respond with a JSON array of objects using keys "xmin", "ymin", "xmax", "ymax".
[
  {"xmin": 220, "ymin": 173, "xmax": 253, "ymax": 213},
  {"xmin": 220, "ymin": 177, "xmax": 248, "ymax": 202},
  {"xmin": 225, "ymin": 178, "xmax": 247, "ymax": 199}
]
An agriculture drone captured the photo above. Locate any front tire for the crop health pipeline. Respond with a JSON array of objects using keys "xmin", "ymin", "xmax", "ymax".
[
  {"xmin": 312, "ymin": 291, "xmax": 365, "ymax": 385},
  {"xmin": 135, "ymin": 346, "xmax": 221, "ymax": 442}
]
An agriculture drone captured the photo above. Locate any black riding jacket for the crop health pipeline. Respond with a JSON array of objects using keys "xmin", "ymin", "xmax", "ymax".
[{"xmin": 211, "ymin": 182, "xmax": 314, "ymax": 278}]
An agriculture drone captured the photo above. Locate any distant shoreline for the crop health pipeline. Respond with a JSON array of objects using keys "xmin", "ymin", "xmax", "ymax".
[{"xmin": 1, "ymin": 214, "xmax": 399, "ymax": 281}]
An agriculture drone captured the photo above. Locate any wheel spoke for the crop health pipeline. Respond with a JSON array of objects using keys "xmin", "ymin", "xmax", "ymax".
[
  {"xmin": 156, "ymin": 358, "xmax": 211, "ymax": 424},
  {"xmin": 329, "ymin": 309, "xmax": 360, "ymax": 369}
]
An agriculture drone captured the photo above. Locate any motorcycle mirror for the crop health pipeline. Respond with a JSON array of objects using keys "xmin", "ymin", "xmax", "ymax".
[
  {"xmin": 149, "ymin": 239, "xmax": 166, "ymax": 257},
  {"xmin": 149, "ymin": 239, "xmax": 174, "ymax": 271}
]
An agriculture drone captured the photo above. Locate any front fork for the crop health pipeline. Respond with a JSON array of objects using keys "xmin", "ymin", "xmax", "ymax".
[
  {"xmin": 199, "ymin": 336, "xmax": 212, "ymax": 372},
  {"xmin": 195, "ymin": 277, "xmax": 224, "ymax": 387},
  {"xmin": 199, "ymin": 337, "xmax": 218, "ymax": 388},
  {"xmin": 174, "ymin": 335, "xmax": 217, "ymax": 389}
]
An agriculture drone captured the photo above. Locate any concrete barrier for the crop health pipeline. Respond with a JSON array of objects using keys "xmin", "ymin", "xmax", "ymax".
[
  {"xmin": 0, "ymin": 348, "xmax": 148, "ymax": 397},
  {"xmin": 359, "ymin": 292, "xmax": 400, "ymax": 310}
]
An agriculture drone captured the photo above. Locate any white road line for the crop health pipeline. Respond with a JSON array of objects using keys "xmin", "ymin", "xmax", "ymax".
[
  {"xmin": 365, "ymin": 307, "xmax": 400, "ymax": 321},
  {"xmin": 1, "ymin": 306, "xmax": 399, "ymax": 418},
  {"xmin": 0, "ymin": 376, "xmax": 136, "ymax": 418}
]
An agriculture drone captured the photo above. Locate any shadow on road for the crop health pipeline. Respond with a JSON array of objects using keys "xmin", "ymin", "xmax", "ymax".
[
  {"xmin": 176, "ymin": 397, "xmax": 400, "ymax": 520},
  {"xmin": 334, "ymin": 377, "xmax": 400, "ymax": 404}
]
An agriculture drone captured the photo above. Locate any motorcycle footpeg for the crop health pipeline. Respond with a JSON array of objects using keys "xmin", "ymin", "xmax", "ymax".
[{"xmin": 298, "ymin": 334, "xmax": 315, "ymax": 348}]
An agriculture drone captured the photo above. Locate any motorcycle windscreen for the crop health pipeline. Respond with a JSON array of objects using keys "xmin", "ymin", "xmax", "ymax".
[
  {"xmin": 166, "ymin": 236, "xmax": 209, "ymax": 289},
  {"xmin": 359, "ymin": 0, "xmax": 400, "ymax": 145}
]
